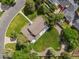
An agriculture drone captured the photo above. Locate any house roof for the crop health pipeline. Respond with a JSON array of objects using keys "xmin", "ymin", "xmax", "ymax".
[
  {"xmin": 50, "ymin": 0, "xmax": 78, "ymax": 22},
  {"xmin": 73, "ymin": 19, "xmax": 79, "ymax": 30},
  {"xmin": 21, "ymin": 16, "xmax": 47, "ymax": 41},
  {"xmin": 64, "ymin": 9, "xmax": 75, "ymax": 22},
  {"xmin": 21, "ymin": 25, "xmax": 35, "ymax": 41},
  {"xmin": 62, "ymin": 0, "xmax": 78, "ymax": 22},
  {"xmin": 58, "ymin": 0, "xmax": 70, "ymax": 7},
  {"xmin": 28, "ymin": 16, "xmax": 46, "ymax": 36}
]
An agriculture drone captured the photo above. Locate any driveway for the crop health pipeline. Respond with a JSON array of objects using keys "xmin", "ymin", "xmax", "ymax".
[{"xmin": 0, "ymin": 0, "xmax": 25, "ymax": 58}]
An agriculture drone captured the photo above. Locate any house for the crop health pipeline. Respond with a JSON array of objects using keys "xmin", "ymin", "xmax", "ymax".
[
  {"xmin": 49, "ymin": 0, "xmax": 79, "ymax": 30},
  {"xmin": 21, "ymin": 16, "xmax": 49, "ymax": 43},
  {"xmin": 73, "ymin": 19, "xmax": 79, "ymax": 30},
  {"xmin": 50, "ymin": 0, "xmax": 78, "ymax": 24}
]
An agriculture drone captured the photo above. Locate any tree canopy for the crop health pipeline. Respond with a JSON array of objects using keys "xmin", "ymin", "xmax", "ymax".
[
  {"xmin": 63, "ymin": 27, "xmax": 79, "ymax": 49},
  {"xmin": 46, "ymin": 12, "xmax": 64, "ymax": 27},
  {"xmin": 12, "ymin": 47, "xmax": 40, "ymax": 59},
  {"xmin": 1, "ymin": 0, "xmax": 14, "ymax": 5},
  {"xmin": 23, "ymin": 0, "xmax": 35, "ymax": 16}
]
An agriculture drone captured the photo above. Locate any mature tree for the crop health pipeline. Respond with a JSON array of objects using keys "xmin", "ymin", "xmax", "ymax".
[
  {"xmin": 12, "ymin": 50, "xmax": 29, "ymax": 59},
  {"xmin": 47, "ymin": 2, "xmax": 57, "ymax": 12},
  {"xmin": 46, "ymin": 12, "xmax": 64, "ymax": 27},
  {"xmin": 37, "ymin": 4, "xmax": 50, "ymax": 15},
  {"xmin": 23, "ymin": 0, "xmax": 35, "ymax": 16},
  {"xmin": 34, "ymin": 0, "xmax": 43, "ymax": 3},
  {"xmin": 63, "ymin": 27, "xmax": 78, "ymax": 50},
  {"xmin": 10, "ymin": 31, "xmax": 17, "ymax": 38},
  {"xmin": 12, "ymin": 47, "xmax": 39, "ymax": 59},
  {"xmin": 45, "ymin": 50, "xmax": 53, "ymax": 59},
  {"xmin": 16, "ymin": 33, "xmax": 27, "ymax": 50},
  {"xmin": 1, "ymin": 0, "xmax": 14, "ymax": 5}
]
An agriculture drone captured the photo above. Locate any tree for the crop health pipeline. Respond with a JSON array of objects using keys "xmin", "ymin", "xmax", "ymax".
[
  {"xmin": 12, "ymin": 47, "xmax": 40, "ymax": 59},
  {"xmin": 23, "ymin": 0, "xmax": 35, "ymax": 15},
  {"xmin": 10, "ymin": 31, "xmax": 17, "ymax": 38},
  {"xmin": 16, "ymin": 33, "xmax": 27, "ymax": 50},
  {"xmin": 47, "ymin": 2, "xmax": 57, "ymax": 12},
  {"xmin": 12, "ymin": 50, "xmax": 29, "ymax": 59},
  {"xmin": 1, "ymin": 0, "xmax": 14, "ymax": 5},
  {"xmin": 45, "ymin": 50, "xmax": 53, "ymax": 59},
  {"xmin": 37, "ymin": 4, "xmax": 50, "ymax": 15},
  {"xmin": 46, "ymin": 12, "xmax": 64, "ymax": 27},
  {"xmin": 63, "ymin": 27, "xmax": 78, "ymax": 50}
]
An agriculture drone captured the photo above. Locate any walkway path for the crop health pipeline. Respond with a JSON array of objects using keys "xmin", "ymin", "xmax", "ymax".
[
  {"xmin": 54, "ymin": 24, "xmax": 62, "ymax": 35},
  {"xmin": 4, "ymin": 37, "xmax": 16, "ymax": 45},
  {"xmin": 0, "ymin": 0, "xmax": 25, "ymax": 58},
  {"xmin": 54, "ymin": 24, "xmax": 66, "ymax": 55}
]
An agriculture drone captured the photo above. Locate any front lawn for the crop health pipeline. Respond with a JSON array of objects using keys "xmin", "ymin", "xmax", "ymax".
[
  {"xmin": 32, "ymin": 28, "xmax": 60, "ymax": 52},
  {"xmin": 5, "ymin": 43, "xmax": 16, "ymax": 50},
  {"xmin": 6, "ymin": 13, "xmax": 28, "ymax": 37}
]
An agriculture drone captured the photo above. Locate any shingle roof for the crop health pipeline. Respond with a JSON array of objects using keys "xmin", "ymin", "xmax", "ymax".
[
  {"xmin": 73, "ymin": 19, "xmax": 79, "ymax": 30},
  {"xmin": 50, "ymin": 0, "xmax": 78, "ymax": 22},
  {"xmin": 21, "ymin": 16, "xmax": 47, "ymax": 41},
  {"xmin": 64, "ymin": 9, "xmax": 75, "ymax": 22},
  {"xmin": 28, "ymin": 16, "xmax": 46, "ymax": 36},
  {"xmin": 58, "ymin": 0, "xmax": 70, "ymax": 7},
  {"xmin": 22, "ymin": 25, "xmax": 35, "ymax": 41}
]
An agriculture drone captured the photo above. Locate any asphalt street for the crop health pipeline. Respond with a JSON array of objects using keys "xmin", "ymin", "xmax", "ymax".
[{"xmin": 0, "ymin": 0, "xmax": 25, "ymax": 59}]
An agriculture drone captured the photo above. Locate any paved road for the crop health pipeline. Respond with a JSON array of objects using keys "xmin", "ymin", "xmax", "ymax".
[{"xmin": 0, "ymin": 0, "xmax": 25, "ymax": 59}]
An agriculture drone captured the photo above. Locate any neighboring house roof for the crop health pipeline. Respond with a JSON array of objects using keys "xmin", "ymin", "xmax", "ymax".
[
  {"xmin": 49, "ymin": 0, "xmax": 79, "ymax": 30},
  {"xmin": 21, "ymin": 16, "xmax": 47, "ymax": 41},
  {"xmin": 64, "ymin": 9, "xmax": 75, "ymax": 22},
  {"xmin": 73, "ymin": 19, "xmax": 79, "ymax": 30},
  {"xmin": 63, "ymin": 1, "xmax": 78, "ymax": 22},
  {"xmin": 49, "ymin": 0, "xmax": 78, "ymax": 22},
  {"xmin": 58, "ymin": 0, "xmax": 70, "ymax": 7}
]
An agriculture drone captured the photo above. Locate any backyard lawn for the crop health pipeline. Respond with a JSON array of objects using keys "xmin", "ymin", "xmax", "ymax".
[
  {"xmin": 6, "ymin": 13, "xmax": 28, "ymax": 37},
  {"xmin": 32, "ymin": 28, "xmax": 60, "ymax": 52}
]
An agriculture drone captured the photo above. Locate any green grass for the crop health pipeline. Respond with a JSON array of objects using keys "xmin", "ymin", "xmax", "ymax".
[
  {"xmin": 32, "ymin": 28, "xmax": 60, "ymax": 52},
  {"xmin": 62, "ymin": 22, "xmax": 70, "ymax": 29},
  {"xmin": 71, "ymin": 57, "xmax": 79, "ymax": 59},
  {"xmin": 6, "ymin": 13, "xmax": 28, "ymax": 37},
  {"xmin": 5, "ymin": 43, "xmax": 16, "ymax": 50}
]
